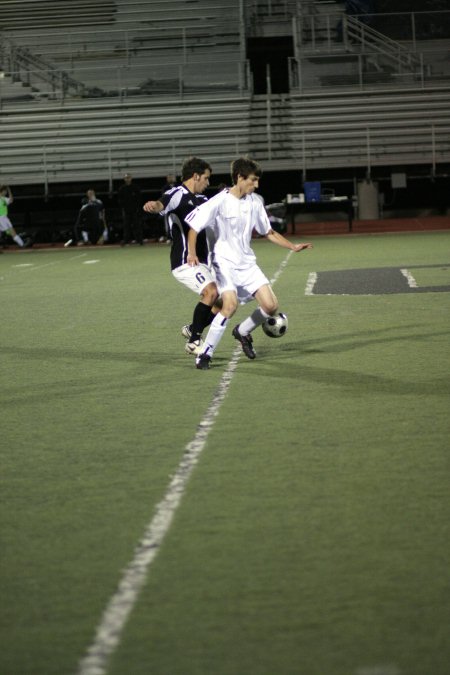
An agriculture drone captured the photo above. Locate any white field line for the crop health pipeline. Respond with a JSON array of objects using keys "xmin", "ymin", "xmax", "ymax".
[
  {"xmin": 1, "ymin": 253, "xmax": 88, "ymax": 284},
  {"xmin": 77, "ymin": 251, "xmax": 292, "ymax": 675},
  {"xmin": 28, "ymin": 252, "xmax": 88, "ymax": 270},
  {"xmin": 305, "ymin": 271, "xmax": 318, "ymax": 295},
  {"xmin": 269, "ymin": 249, "xmax": 293, "ymax": 284},
  {"xmin": 13, "ymin": 252, "xmax": 88, "ymax": 272},
  {"xmin": 400, "ymin": 268, "xmax": 418, "ymax": 288},
  {"xmin": 355, "ymin": 664, "xmax": 400, "ymax": 675}
]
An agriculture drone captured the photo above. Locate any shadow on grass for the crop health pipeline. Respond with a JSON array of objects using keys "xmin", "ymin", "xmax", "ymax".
[
  {"xmin": 5, "ymin": 345, "xmax": 172, "ymax": 365},
  {"xmin": 2, "ymin": 345, "xmax": 222, "ymax": 407},
  {"xmin": 264, "ymin": 324, "xmax": 449, "ymax": 357},
  {"xmin": 251, "ymin": 360, "xmax": 450, "ymax": 396},
  {"xmin": 237, "ymin": 325, "xmax": 450, "ymax": 396},
  {"xmin": 4, "ymin": 323, "xmax": 449, "ymax": 403}
]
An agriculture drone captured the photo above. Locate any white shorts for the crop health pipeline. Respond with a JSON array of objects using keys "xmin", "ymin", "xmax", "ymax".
[
  {"xmin": 172, "ymin": 262, "xmax": 216, "ymax": 295},
  {"xmin": 212, "ymin": 258, "xmax": 270, "ymax": 305},
  {"xmin": 0, "ymin": 216, "xmax": 13, "ymax": 233}
]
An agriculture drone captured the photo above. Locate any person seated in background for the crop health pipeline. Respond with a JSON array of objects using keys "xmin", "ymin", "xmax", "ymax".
[{"xmin": 66, "ymin": 189, "xmax": 107, "ymax": 246}]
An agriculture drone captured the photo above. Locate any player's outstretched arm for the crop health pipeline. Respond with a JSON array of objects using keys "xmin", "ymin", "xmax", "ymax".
[
  {"xmin": 266, "ymin": 229, "xmax": 313, "ymax": 252},
  {"xmin": 143, "ymin": 200, "xmax": 163, "ymax": 213}
]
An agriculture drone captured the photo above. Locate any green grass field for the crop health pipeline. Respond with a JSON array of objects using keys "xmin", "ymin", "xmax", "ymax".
[{"xmin": 1, "ymin": 232, "xmax": 449, "ymax": 675}]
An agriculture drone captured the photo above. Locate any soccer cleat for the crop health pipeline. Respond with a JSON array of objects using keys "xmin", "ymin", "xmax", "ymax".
[
  {"xmin": 185, "ymin": 339, "xmax": 203, "ymax": 356},
  {"xmin": 232, "ymin": 324, "xmax": 256, "ymax": 359},
  {"xmin": 195, "ymin": 353, "xmax": 211, "ymax": 370},
  {"xmin": 181, "ymin": 324, "xmax": 192, "ymax": 340}
]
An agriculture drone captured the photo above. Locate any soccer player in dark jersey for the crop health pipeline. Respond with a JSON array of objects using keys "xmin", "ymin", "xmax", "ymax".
[
  {"xmin": 72, "ymin": 189, "xmax": 107, "ymax": 245},
  {"xmin": 143, "ymin": 157, "xmax": 220, "ymax": 356}
]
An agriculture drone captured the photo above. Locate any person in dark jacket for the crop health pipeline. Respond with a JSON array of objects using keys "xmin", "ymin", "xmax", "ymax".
[{"xmin": 118, "ymin": 173, "xmax": 143, "ymax": 246}]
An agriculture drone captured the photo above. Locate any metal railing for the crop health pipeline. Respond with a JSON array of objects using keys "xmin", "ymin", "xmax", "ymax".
[
  {"xmin": 296, "ymin": 10, "xmax": 450, "ymax": 53},
  {"xmin": 4, "ymin": 120, "xmax": 448, "ymax": 189},
  {"xmin": 2, "ymin": 88, "xmax": 449, "ymax": 187},
  {"xmin": 288, "ymin": 49, "xmax": 449, "ymax": 94},
  {"xmin": 0, "ymin": 35, "xmax": 93, "ymax": 99},
  {"xmin": 0, "ymin": 23, "xmax": 246, "ymax": 101},
  {"xmin": 2, "ymin": 23, "xmax": 243, "ymax": 65},
  {"xmin": 0, "ymin": 61, "xmax": 251, "ymax": 105},
  {"xmin": 344, "ymin": 15, "xmax": 421, "ymax": 74}
]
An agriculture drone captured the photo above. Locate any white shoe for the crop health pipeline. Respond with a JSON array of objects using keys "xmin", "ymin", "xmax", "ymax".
[
  {"xmin": 181, "ymin": 324, "xmax": 192, "ymax": 340},
  {"xmin": 185, "ymin": 339, "xmax": 203, "ymax": 356}
]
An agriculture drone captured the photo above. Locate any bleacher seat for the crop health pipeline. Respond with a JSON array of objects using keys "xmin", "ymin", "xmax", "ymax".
[{"xmin": 0, "ymin": 1, "xmax": 449, "ymax": 188}]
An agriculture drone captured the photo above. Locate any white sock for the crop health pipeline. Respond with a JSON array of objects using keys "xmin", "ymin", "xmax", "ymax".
[
  {"xmin": 82, "ymin": 230, "xmax": 89, "ymax": 242},
  {"xmin": 238, "ymin": 307, "xmax": 271, "ymax": 335},
  {"xmin": 201, "ymin": 312, "xmax": 229, "ymax": 357},
  {"xmin": 13, "ymin": 234, "xmax": 25, "ymax": 247}
]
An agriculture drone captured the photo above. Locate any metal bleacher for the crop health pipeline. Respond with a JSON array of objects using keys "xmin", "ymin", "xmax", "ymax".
[
  {"xmin": 0, "ymin": 0, "xmax": 117, "ymax": 29},
  {"xmin": 0, "ymin": 0, "xmax": 244, "ymax": 96},
  {"xmin": 0, "ymin": 0, "xmax": 450, "ymax": 191},
  {"xmin": 0, "ymin": 95, "xmax": 252, "ymax": 185},
  {"xmin": 242, "ymin": 86, "xmax": 450, "ymax": 174},
  {"xmin": 0, "ymin": 0, "xmax": 248, "ymax": 186}
]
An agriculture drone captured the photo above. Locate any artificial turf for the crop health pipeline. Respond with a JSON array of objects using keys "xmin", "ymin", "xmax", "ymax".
[{"xmin": 1, "ymin": 232, "xmax": 449, "ymax": 675}]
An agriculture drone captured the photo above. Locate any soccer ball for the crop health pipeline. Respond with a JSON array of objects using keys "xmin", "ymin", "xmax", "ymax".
[{"xmin": 262, "ymin": 312, "xmax": 288, "ymax": 338}]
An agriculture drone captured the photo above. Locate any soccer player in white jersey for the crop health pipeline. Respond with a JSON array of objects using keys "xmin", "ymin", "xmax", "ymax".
[{"xmin": 185, "ymin": 157, "xmax": 313, "ymax": 370}]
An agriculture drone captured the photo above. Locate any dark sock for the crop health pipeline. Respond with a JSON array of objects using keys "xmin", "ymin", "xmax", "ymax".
[
  {"xmin": 205, "ymin": 310, "xmax": 215, "ymax": 328},
  {"xmin": 191, "ymin": 302, "xmax": 213, "ymax": 342}
]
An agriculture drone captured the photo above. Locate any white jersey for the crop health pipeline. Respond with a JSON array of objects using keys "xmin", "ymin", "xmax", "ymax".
[{"xmin": 185, "ymin": 189, "xmax": 271, "ymax": 269}]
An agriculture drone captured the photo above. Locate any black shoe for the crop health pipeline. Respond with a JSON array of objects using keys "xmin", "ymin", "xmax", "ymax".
[
  {"xmin": 232, "ymin": 324, "xmax": 256, "ymax": 359},
  {"xmin": 196, "ymin": 353, "xmax": 211, "ymax": 370}
]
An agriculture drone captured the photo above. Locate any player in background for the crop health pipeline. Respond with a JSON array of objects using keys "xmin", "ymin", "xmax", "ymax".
[
  {"xmin": 77, "ymin": 189, "xmax": 108, "ymax": 245},
  {"xmin": 65, "ymin": 189, "xmax": 108, "ymax": 246},
  {"xmin": 0, "ymin": 185, "xmax": 28, "ymax": 249},
  {"xmin": 185, "ymin": 157, "xmax": 313, "ymax": 370},
  {"xmin": 143, "ymin": 157, "xmax": 221, "ymax": 356}
]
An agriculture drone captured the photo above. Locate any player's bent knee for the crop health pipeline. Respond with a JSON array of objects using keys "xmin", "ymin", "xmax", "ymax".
[
  {"xmin": 264, "ymin": 300, "xmax": 279, "ymax": 316},
  {"xmin": 222, "ymin": 300, "xmax": 238, "ymax": 317},
  {"xmin": 201, "ymin": 282, "xmax": 219, "ymax": 306}
]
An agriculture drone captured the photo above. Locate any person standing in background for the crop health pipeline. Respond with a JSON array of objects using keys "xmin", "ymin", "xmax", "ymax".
[{"xmin": 118, "ymin": 173, "xmax": 143, "ymax": 246}]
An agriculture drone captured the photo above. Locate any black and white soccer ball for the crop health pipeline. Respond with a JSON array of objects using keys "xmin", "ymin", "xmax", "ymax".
[{"xmin": 262, "ymin": 312, "xmax": 288, "ymax": 338}]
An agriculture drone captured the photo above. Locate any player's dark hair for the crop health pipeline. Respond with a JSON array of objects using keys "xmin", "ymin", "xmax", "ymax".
[
  {"xmin": 181, "ymin": 157, "xmax": 212, "ymax": 181},
  {"xmin": 230, "ymin": 157, "xmax": 262, "ymax": 185}
]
